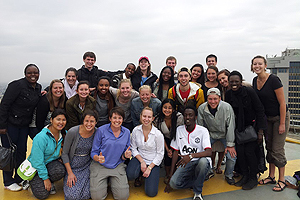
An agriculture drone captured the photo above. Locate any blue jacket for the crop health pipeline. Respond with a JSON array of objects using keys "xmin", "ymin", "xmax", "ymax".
[
  {"xmin": 28, "ymin": 127, "xmax": 64, "ymax": 180},
  {"xmin": 131, "ymin": 97, "xmax": 161, "ymax": 127}
]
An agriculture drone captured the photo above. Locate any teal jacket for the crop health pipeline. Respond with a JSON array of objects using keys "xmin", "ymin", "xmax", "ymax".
[{"xmin": 28, "ymin": 127, "xmax": 64, "ymax": 180}]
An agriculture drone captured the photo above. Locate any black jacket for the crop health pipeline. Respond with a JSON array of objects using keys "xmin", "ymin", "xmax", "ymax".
[
  {"xmin": 77, "ymin": 65, "xmax": 123, "ymax": 88},
  {"xmin": 131, "ymin": 71, "xmax": 158, "ymax": 92},
  {"xmin": 0, "ymin": 78, "xmax": 41, "ymax": 128}
]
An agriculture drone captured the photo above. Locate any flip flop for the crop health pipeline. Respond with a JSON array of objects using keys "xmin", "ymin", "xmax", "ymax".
[
  {"xmin": 259, "ymin": 176, "xmax": 276, "ymax": 185},
  {"xmin": 273, "ymin": 180, "xmax": 287, "ymax": 192}
]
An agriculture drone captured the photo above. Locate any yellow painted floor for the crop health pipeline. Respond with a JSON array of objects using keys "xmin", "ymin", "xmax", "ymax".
[{"xmin": 1, "ymin": 139, "xmax": 300, "ymax": 200}]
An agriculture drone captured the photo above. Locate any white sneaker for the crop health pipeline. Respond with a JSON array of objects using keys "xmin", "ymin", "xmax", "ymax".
[
  {"xmin": 193, "ymin": 193, "xmax": 203, "ymax": 200},
  {"xmin": 5, "ymin": 183, "xmax": 22, "ymax": 191},
  {"xmin": 19, "ymin": 180, "xmax": 30, "ymax": 190},
  {"xmin": 50, "ymin": 183, "xmax": 56, "ymax": 195}
]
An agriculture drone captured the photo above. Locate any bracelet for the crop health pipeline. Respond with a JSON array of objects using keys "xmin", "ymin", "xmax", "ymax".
[
  {"xmin": 189, "ymin": 154, "xmax": 193, "ymax": 160},
  {"xmin": 148, "ymin": 166, "xmax": 152, "ymax": 170}
]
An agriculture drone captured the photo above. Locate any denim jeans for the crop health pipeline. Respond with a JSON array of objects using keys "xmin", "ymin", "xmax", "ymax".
[
  {"xmin": 126, "ymin": 157, "xmax": 160, "ymax": 197},
  {"xmin": 210, "ymin": 138, "xmax": 236, "ymax": 178},
  {"xmin": 169, "ymin": 157, "xmax": 210, "ymax": 195}
]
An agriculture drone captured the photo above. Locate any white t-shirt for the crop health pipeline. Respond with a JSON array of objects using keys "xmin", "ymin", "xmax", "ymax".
[{"xmin": 171, "ymin": 124, "xmax": 212, "ymax": 165}]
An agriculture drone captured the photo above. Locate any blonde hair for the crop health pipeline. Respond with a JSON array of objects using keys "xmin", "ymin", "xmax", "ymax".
[
  {"xmin": 117, "ymin": 79, "xmax": 132, "ymax": 99},
  {"xmin": 139, "ymin": 85, "xmax": 151, "ymax": 93},
  {"xmin": 139, "ymin": 107, "xmax": 154, "ymax": 124}
]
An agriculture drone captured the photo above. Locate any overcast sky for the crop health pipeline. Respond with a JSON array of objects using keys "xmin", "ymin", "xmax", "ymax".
[{"xmin": 0, "ymin": 0, "xmax": 299, "ymax": 84}]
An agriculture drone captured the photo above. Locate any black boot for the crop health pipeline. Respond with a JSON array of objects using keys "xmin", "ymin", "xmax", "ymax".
[
  {"xmin": 242, "ymin": 178, "xmax": 258, "ymax": 190},
  {"xmin": 235, "ymin": 175, "xmax": 248, "ymax": 187}
]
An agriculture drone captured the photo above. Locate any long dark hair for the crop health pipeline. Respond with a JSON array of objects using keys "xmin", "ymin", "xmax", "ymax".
[
  {"xmin": 191, "ymin": 63, "xmax": 205, "ymax": 86},
  {"xmin": 154, "ymin": 99, "xmax": 178, "ymax": 140},
  {"xmin": 157, "ymin": 66, "xmax": 175, "ymax": 101}
]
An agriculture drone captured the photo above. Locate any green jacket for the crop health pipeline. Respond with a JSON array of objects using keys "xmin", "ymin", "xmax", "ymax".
[{"xmin": 65, "ymin": 94, "xmax": 96, "ymax": 130}]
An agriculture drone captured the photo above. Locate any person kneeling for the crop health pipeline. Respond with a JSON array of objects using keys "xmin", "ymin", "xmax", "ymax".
[
  {"xmin": 165, "ymin": 106, "xmax": 212, "ymax": 200},
  {"xmin": 90, "ymin": 107, "xmax": 131, "ymax": 200}
]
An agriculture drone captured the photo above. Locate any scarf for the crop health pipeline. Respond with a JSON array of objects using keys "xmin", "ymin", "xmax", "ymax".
[{"xmin": 62, "ymin": 79, "xmax": 78, "ymax": 99}]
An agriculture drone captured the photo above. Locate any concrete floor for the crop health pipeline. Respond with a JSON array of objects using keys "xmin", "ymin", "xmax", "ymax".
[{"xmin": 1, "ymin": 138, "xmax": 299, "ymax": 200}]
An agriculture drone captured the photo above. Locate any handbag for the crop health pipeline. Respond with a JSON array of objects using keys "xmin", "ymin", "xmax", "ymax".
[
  {"xmin": 0, "ymin": 133, "xmax": 17, "ymax": 171},
  {"xmin": 17, "ymin": 142, "xmax": 59, "ymax": 181},
  {"xmin": 235, "ymin": 125, "xmax": 257, "ymax": 144}
]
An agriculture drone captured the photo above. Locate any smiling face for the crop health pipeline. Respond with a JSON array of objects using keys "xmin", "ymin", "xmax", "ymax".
[
  {"xmin": 119, "ymin": 82, "xmax": 132, "ymax": 98},
  {"xmin": 162, "ymin": 67, "xmax": 172, "ymax": 82},
  {"xmin": 206, "ymin": 57, "xmax": 217, "ymax": 67},
  {"xmin": 83, "ymin": 115, "xmax": 97, "ymax": 132},
  {"xmin": 207, "ymin": 68, "xmax": 217, "ymax": 82},
  {"xmin": 218, "ymin": 73, "xmax": 229, "ymax": 87},
  {"xmin": 125, "ymin": 64, "xmax": 136, "ymax": 78},
  {"xmin": 66, "ymin": 71, "xmax": 77, "ymax": 87},
  {"xmin": 51, "ymin": 82, "xmax": 64, "ymax": 98},
  {"xmin": 139, "ymin": 88, "xmax": 151, "ymax": 104},
  {"xmin": 178, "ymin": 71, "xmax": 190, "ymax": 87},
  {"xmin": 229, "ymin": 75, "xmax": 242, "ymax": 91},
  {"xmin": 110, "ymin": 113, "xmax": 123, "ymax": 129},
  {"xmin": 97, "ymin": 79, "xmax": 110, "ymax": 95},
  {"xmin": 25, "ymin": 66, "xmax": 39, "ymax": 85},
  {"xmin": 50, "ymin": 114, "xmax": 67, "ymax": 131},
  {"xmin": 141, "ymin": 109, "xmax": 154, "ymax": 127},
  {"xmin": 191, "ymin": 66, "xmax": 202, "ymax": 80},
  {"xmin": 184, "ymin": 108, "xmax": 196, "ymax": 127},
  {"xmin": 207, "ymin": 94, "xmax": 221, "ymax": 109},
  {"xmin": 162, "ymin": 102, "xmax": 173, "ymax": 118},
  {"xmin": 83, "ymin": 56, "xmax": 96, "ymax": 70},
  {"xmin": 77, "ymin": 84, "xmax": 89, "ymax": 99},
  {"xmin": 139, "ymin": 59, "xmax": 150, "ymax": 72},
  {"xmin": 166, "ymin": 59, "xmax": 176, "ymax": 70},
  {"xmin": 252, "ymin": 58, "xmax": 267, "ymax": 74}
]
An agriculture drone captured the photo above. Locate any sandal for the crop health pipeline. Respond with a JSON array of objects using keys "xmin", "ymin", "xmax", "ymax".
[
  {"xmin": 272, "ymin": 180, "xmax": 287, "ymax": 192},
  {"xmin": 259, "ymin": 176, "xmax": 276, "ymax": 185},
  {"xmin": 215, "ymin": 168, "xmax": 222, "ymax": 174}
]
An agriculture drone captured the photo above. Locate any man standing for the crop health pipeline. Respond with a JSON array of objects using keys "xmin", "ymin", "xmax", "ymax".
[
  {"xmin": 168, "ymin": 67, "xmax": 204, "ymax": 114},
  {"xmin": 197, "ymin": 88, "xmax": 236, "ymax": 185},
  {"xmin": 166, "ymin": 56, "xmax": 178, "ymax": 83},
  {"xmin": 111, "ymin": 63, "xmax": 136, "ymax": 88},
  {"xmin": 77, "ymin": 51, "xmax": 123, "ymax": 91},
  {"xmin": 206, "ymin": 54, "xmax": 218, "ymax": 67},
  {"xmin": 166, "ymin": 106, "xmax": 212, "ymax": 200}
]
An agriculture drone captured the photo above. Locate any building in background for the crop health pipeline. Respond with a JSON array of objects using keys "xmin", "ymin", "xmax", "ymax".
[{"xmin": 267, "ymin": 48, "xmax": 300, "ymax": 126}]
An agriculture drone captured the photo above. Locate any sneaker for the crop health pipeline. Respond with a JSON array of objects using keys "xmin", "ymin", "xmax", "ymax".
[
  {"xmin": 4, "ymin": 183, "xmax": 22, "ymax": 191},
  {"xmin": 50, "ymin": 183, "xmax": 56, "ymax": 195},
  {"xmin": 225, "ymin": 176, "xmax": 235, "ymax": 185},
  {"xmin": 19, "ymin": 180, "xmax": 30, "ymax": 190},
  {"xmin": 221, "ymin": 157, "xmax": 226, "ymax": 165},
  {"xmin": 193, "ymin": 193, "xmax": 203, "ymax": 200},
  {"xmin": 205, "ymin": 170, "xmax": 215, "ymax": 181},
  {"xmin": 242, "ymin": 178, "xmax": 258, "ymax": 190}
]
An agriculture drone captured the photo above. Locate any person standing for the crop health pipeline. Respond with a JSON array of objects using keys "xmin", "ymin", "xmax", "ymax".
[
  {"xmin": 0, "ymin": 64, "xmax": 41, "ymax": 191},
  {"xmin": 251, "ymin": 55, "xmax": 290, "ymax": 192}
]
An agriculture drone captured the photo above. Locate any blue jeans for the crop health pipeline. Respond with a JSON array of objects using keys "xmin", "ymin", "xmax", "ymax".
[
  {"xmin": 1, "ymin": 125, "xmax": 29, "ymax": 186},
  {"xmin": 126, "ymin": 157, "xmax": 160, "ymax": 197},
  {"xmin": 210, "ymin": 138, "xmax": 236, "ymax": 178},
  {"xmin": 169, "ymin": 157, "xmax": 210, "ymax": 195}
]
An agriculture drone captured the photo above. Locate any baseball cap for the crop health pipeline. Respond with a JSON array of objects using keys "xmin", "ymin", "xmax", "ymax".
[
  {"xmin": 207, "ymin": 88, "xmax": 221, "ymax": 97},
  {"xmin": 139, "ymin": 56, "xmax": 150, "ymax": 63},
  {"xmin": 178, "ymin": 67, "xmax": 191, "ymax": 76}
]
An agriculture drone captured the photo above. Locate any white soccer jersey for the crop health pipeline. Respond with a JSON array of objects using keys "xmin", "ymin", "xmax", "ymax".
[{"xmin": 170, "ymin": 124, "xmax": 211, "ymax": 163}]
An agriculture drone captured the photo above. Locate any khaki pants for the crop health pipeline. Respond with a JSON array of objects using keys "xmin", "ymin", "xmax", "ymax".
[
  {"xmin": 266, "ymin": 111, "xmax": 290, "ymax": 168},
  {"xmin": 90, "ymin": 161, "xmax": 129, "ymax": 200}
]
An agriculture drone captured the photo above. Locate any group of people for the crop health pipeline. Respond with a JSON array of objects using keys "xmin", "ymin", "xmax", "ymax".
[{"xmin": 0, "ymin": 52, "xmax": 290, "ymax": 200}]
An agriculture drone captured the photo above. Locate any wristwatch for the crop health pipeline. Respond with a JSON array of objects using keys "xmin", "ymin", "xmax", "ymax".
[{"xmin": 189, "ymin": 154, "xmax": 193, "ymax": 160}]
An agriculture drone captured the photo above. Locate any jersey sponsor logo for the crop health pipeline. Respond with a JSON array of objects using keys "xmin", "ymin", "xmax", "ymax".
[
  {"xmin": 182, "ymin": 145, "xmax": 197, "ymax": 154},
  {"xmin": 195, "ymin": 137, "xmax": 200, "ymax": 143}
]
